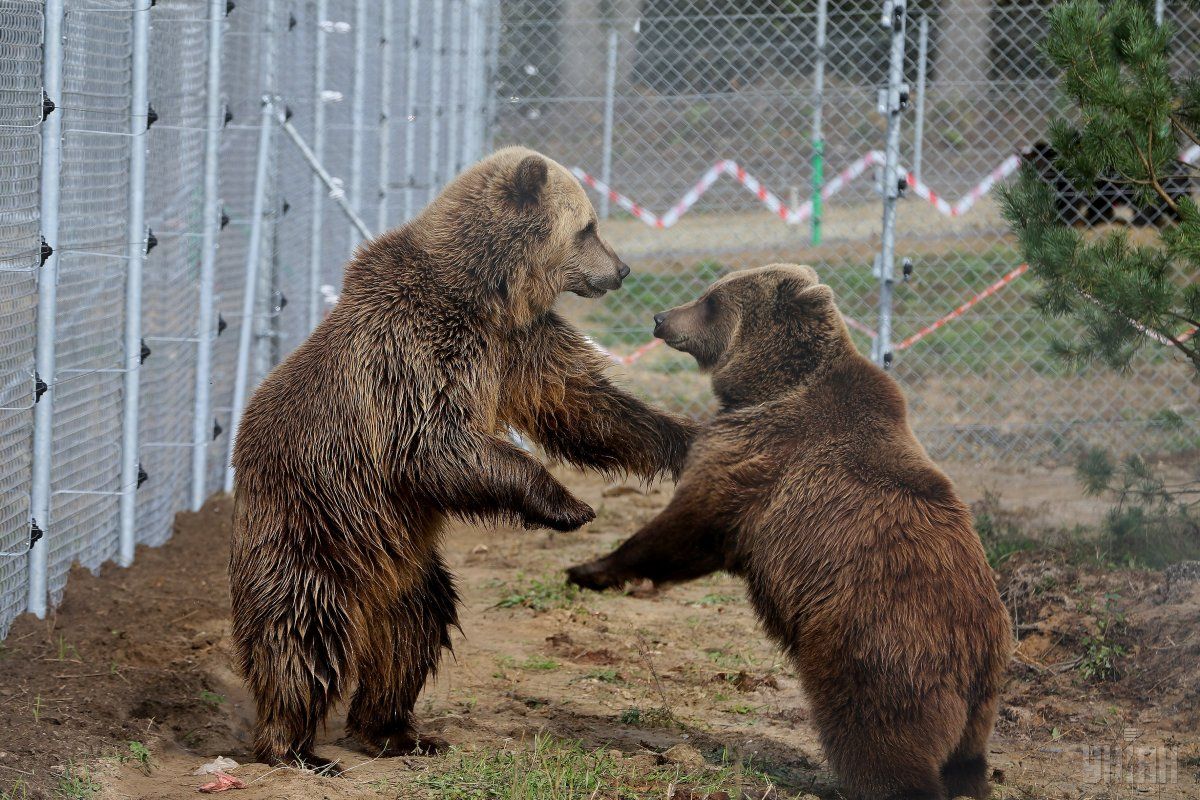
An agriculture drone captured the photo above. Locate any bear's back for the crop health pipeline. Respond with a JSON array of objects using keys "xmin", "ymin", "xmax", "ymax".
[{"xmin": 725, "ymin": 354, "xmax": 1007, "ymax": 689}]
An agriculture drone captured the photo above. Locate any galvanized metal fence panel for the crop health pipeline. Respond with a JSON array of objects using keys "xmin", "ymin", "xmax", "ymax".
[
  {"xmin": 47, "ymin": 0, "xmax": 132, "ymax": 605},
  {"xmin": 0, "ymin": 0, "xmax": 44, "ymax": 638},
  {"xmin": 137, "ymin": 0, "xmax": 208, "ymax": 547}
]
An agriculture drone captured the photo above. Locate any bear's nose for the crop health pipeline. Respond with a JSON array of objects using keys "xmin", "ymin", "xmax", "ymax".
[
  {"xmin": 653, "ymin": 312, "xmax": 666, "ymax": 326},
  {"xmin": 618, "ymin": 262, "xmax": 631, "ymax": 280}
]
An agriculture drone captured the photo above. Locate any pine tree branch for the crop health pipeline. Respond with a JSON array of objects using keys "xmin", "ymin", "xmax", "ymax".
[
  {"xmin": 1139, "ymin": 125, "xmax": 1180, "ymax": 215},
  {"xmin": 1171, "ymin": 114, "xmax": 1200, "ymax": 150}
]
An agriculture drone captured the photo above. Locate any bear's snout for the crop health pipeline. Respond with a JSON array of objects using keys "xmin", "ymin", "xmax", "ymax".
[{"xmin": 618, "ymin": 261, "xmax": 631, "ymax": 281}]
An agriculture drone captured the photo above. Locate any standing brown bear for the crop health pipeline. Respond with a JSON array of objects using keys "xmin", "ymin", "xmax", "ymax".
[
  {"xmin": 567, "ymin": 264, "xmax": 1012, "ymax": 800},
  {"xmin": 230, "ymin": 147, "xmax": 696, "ymax": 771}
]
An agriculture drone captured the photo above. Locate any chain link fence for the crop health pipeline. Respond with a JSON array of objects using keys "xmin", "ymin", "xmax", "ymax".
[
  {"xmin": 0, "ymin": 0, "xmax": 1196, "ymax": 638},
  {"xmin": 496, "ymin": 0, "xmax": 1200, "ymax": 461},
  {"xmin": 0, "ymin": 0, "xmax": 498, "ymax": 638}
]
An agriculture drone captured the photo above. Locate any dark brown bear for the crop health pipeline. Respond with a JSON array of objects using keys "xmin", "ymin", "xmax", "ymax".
[
  {"xmin": 230, "ymin": 147, "xmax": 696, "ymax": 771},
  {"xmin": 567, "ymin": 264, "xmax": 1011, "ymax": 800}
]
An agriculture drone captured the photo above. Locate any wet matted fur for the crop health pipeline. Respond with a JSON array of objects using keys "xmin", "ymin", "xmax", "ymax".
[
  {"xmin": 230, "ymin": 148, "xmax": 697, "ymax": 770},
  {"xmin": 567, "ymin": 264, "xmax": 1012, "ymax": 800}
]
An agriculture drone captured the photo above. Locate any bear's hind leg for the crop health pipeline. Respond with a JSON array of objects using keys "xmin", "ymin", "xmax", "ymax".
[
  {"xmin": 345, "ymin": 553, "xmax": 460, "ymax": 755},
  {"xmin": 238, "ymin": 576, "xmax": 354, "ymax": 773},
  {"xmin": 941, "ymin": 695, "xmax": 999, "ymax": 800}
]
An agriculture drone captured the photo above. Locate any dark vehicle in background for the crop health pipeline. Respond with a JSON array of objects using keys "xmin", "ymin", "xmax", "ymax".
[{"xmin": 1023, "ymin": 138, "xmax": 1195, "ymax": 226}]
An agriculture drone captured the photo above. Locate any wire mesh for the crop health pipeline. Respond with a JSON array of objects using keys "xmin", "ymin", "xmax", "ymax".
[
  {"xmin": 0, "ymin": 0, "xmax": 44, "ymax": 638},
  {"xmin": 495, "ymin": 0, "xmax": 1200, "ymax": 462},
  {"xmin": 47, "ymin": 0, "xmax": 132, "ymax": 605},
  {"xmin": 136, "ymin": 0, "xmax": 207, "ymax": 547}
]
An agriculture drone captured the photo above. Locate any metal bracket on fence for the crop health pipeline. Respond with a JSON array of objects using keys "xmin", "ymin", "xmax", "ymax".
[{"xmin": 872, "ymin": 0, "xmax": 908, "ymax": 370}]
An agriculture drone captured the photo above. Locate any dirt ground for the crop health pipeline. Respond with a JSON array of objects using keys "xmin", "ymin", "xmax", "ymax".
[{"xmin": 1, "ymin": 464, "xmax": 1198, "ymax": 800}]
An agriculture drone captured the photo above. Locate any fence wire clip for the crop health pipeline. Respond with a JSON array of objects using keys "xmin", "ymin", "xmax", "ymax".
[
  {"xmin": 225, "ymin": 0, "xmax": 235, "ymax": 16},
  {"xmin": 29, "ymin": 519, "xmax": 43, "ymax": 549},
  {"xmin": 40, "ymin": 238, "xmax": 53, "ymax": 267},
  {"xmin": 42, "ymin": 90, "xmax": 55, "ymax": 120},
  {"xmin": 145, "ymin": 228, "xmax": 157, "ymax": 254},
  {"xmin": 140, "ymin": 338, "xmax": 151, "ymax": 364},
  {"xmin": 223, "ymin": 105, "xmax": 233, "ymax": 127},
  {"xmin": 281, "ymin": 198, "xmax": 290, "ymax": 215},
  {"xmin": 883, "ymin": 351, "xmax": 894, "ymax": 369},
  {"xmin": 213, "ymin": 419, "xmax": 223, "ymax": 441},
  {"xmin": 146, "ymin": 103, "xmax": 158, "ymax": 129},
  {"xmin": 34, "ymin": 373, "xmax": 48, "ymax": 403},
  {"xmin": 881, "ymin": 0, "xmax": 905, "ymax": 27},
  {"xmin": 220, "ymin": 208, "xmax": 230, "ymax": 229},
  {"xmin": 137, "ymin": 464, "xmax": 149, "ymax": 488},
  {"xmin": 217, "ymin": 313, "xmax": 228, "ymax": 336},
  {"xmin": 902, "ymin": 258, "xmax": 914, "ymax": 282}
]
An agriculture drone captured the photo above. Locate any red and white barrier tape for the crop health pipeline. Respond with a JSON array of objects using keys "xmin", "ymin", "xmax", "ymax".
[
  {"xmin": 574, "ymin": 144, "xmax": 1200, "ymax": 229},
  {"xmin": 572, "ymin": 152, "xmax": 882, "ymax": 229}
]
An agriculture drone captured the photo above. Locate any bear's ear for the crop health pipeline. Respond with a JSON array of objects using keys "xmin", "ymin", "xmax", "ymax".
[
  {"xmin": 775, "ymin": 278, "xmax": 832, "ymax": 314},
  {"xmin": 507, "ymin": 154, "xmax": 549, "ymax": 208}
]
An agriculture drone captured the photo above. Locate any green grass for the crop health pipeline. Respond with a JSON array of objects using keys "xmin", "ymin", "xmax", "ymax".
[
  {"xmin": 54, "ymin": 762, "xmax": 99, "ymax": 800},
  {"xmin": 0, "ymin": 780, "xmax": 28, "ymax": 800},
  {"xmin": 494, "ymin": 575, "xmax": 582, "ymax": 613},
  {"xmin": 416, "ymin": 734, "xmax": 766, "ymax": 800}
]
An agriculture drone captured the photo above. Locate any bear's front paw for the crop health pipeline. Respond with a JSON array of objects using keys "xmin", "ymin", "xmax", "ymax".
[
  {"xmin": 524, "ymin": 492, "xmax": 595, "ymax": 532},
  {"xmin": 544, "ymin": 496, "xmax": 596, "ymax": 532},
  {"xmin": 565, "ymin": 558, "xmax": 623, "ymax": 591}
]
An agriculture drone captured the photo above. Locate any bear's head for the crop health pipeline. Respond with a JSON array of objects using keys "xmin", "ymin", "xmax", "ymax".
[
  {"xmin": 652, "ymin": 264, "xmax": 853, "ymax": 409},
  {"xmin": 425, "ymin": 147, "xmax": 629, "ymax": 324}
]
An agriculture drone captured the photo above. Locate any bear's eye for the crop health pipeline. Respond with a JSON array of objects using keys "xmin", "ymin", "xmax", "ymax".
[
  {"xmin": 704, "ymin": 294, "xmax": 718, "ymax": 314},
  {"xmin": 577, "ymin": 220, "xmax": 596, "ymax": 240}
]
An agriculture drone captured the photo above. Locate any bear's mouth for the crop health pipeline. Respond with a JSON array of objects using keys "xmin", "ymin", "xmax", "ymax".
[{"xmin": 571, "ymin": 283, "xmax": 609, "ymax": 298}]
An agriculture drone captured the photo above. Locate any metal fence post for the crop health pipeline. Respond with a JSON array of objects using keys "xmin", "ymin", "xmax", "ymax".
[
  {"xmin": 428, "ymin": 0, "xmax": 446, "ymax": 203},
  {"xmin": 484, "ymin": 0, "xmax": 500, "ymax": 154},
  {"xmin": 461, "ymin": 0, "xmax": 481, "ymax": 166},
  {"xmin": 446, "ymin": 0, "xmax": 464, "ymax": 178},
  {"xmin": 599, "ymin": 27, "xmax": 618, "ymax": 220},
  {"xmin": 402, "ymin": 0, "xmax": 421, "ymax": 221},
  {"xmin": 308, "ymin": 0, "xmax": 329, "ymax": 333},
  {"xmin": 810, "ymin": 0, "xmax": 828, "ymax": 245},
  {"xmin": 1155, "ymin": 0, "xmax": 1165, "ymax": 25},
  {"xmin": 376, "ymin": 0, "xmax": 395, "ymax": 234},
  {"xmin": 912, "ymin": 13, "xmax": 929, "ymax": 185},
  {"xmin": 225, "ymin": 0, "xmax": 279, "ymax": 493},
  {"xmin": 119, "ymin": 0, "xmax": 153, "ymax": 567},
  {"xmin": 190, "ymin": 0, "xmax": 228, "ymax": 510},
  {"xmin": 348, "ymin": 0, "xmax": 368, "ymax": 246},
  {"xmin": 27, "ymin": 0, "xmax": 68, "ymax": 617},
  {"xmin": 873, "ymin": 0, "xmax": 908, "ymax": 369}
]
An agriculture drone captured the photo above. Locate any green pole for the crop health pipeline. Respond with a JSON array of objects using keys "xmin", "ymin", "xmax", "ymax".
[
  {"xmin": 810, "ymin": 0, "xmax": 827, "ymax": 246},
  {"xmin": 811, "ymin": 139, "xmax": 824, "ymax": 245}
]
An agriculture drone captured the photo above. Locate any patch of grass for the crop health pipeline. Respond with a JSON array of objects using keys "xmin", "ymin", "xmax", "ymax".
[
  {"xmin": 617, "ymin": 706, "xmax": 678, "ymax": 729},
  {"xmin": 0, "ymin": 780, "xmax": 28, "ymax": 800},
  {"xmin": 521, "ymin": 656, "xmax": 560, "ymax": 671},
  {"xmin": 127, "ymin": 741, "xmax": 153, "ymax": 775},
  {"xmin": 494, "ymin": 575, "xmax": 582, "ymax": 613},
  {"xmin": 55, "ymin": 635, "xmax": 78, "ymax": 662},
  {"xmin": 199, "ymin": 690, "xmax": 225, "ymax": 709},
  {"xmin": 54, "ymin": 762, "xmax": 99, "ymax": 800},
  {"xmin": 1078, "ymin": 593, "xmax": 1128, "ymax": 682},
  {"xmin": 416, "ymin": 734, "xmax": 762, "ymax": 800},
  {"xmin": 581, "ymin": 667, "xmax": 623, "ymax": 684}
]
